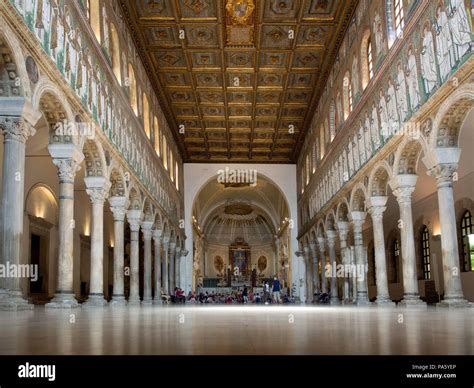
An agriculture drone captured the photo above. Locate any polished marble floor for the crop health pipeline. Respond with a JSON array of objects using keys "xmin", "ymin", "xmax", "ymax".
[{"xmin": 0, "ymin": 305, "xmax": 472, "ymax": 355}]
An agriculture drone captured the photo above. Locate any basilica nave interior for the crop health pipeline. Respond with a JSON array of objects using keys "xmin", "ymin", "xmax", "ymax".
[{"xmin": 0, "ymin": 0, "xmax": 473, "ymax": 355}]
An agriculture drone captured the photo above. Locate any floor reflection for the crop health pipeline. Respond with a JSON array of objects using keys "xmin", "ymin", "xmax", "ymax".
[{"xmin": 0, "ymin": 305, "xmax": 472, "ymax": 355}]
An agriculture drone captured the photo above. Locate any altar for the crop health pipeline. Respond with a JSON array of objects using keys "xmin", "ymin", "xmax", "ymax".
[{"xmin": 229, "ymin": 237, "xmax": 252, "ymax": 286}]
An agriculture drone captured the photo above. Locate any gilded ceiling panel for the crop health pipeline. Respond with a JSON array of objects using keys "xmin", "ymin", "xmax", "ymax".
[{"xmin": 121, "ymin": 0, "xmax": 356, "ymax": 162}]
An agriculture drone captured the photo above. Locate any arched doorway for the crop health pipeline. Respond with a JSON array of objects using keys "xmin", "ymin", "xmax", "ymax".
[{"xmin": 190, "ymin": 171, "xmax": 292, "ymax": 299}]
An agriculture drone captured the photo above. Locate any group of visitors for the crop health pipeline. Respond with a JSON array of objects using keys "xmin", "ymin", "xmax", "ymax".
[{"xmin": 168, "ymin": 277, "xmax": 291, "ymax": 305}]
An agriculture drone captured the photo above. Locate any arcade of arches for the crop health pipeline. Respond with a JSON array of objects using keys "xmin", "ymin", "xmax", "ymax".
[{"xmin": 0, "ymin": 0, "xmax": 473, "ymax": 355}]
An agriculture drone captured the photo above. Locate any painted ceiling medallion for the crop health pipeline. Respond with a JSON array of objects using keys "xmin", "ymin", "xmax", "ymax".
[
  {"xmin": 226, "ymin": 0, "xmax": 255, "ymax": 25},
  {"xmin": 225, "ymin": 0, "xmax": 255, "ymax": 46}
]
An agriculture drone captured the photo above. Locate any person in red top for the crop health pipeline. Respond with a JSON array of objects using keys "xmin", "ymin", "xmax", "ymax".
[{"xmin": 175, "ymin": 288, "xmax": 185, "ymax": 304}]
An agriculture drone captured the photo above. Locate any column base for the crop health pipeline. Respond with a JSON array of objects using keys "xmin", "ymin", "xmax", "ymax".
[
  {"xmin": 0, "ymin": 291, "xmax": 34, "ymax": 311},
  {"xmin": 109, "ymin": 295, "xmax": 127, "ymax": 307},
  {"xmin": 398, "ymin": 294, "xmax": 426, "ymax": 308},
  {"xmin": 437, "ymin": 297, "xmax": 471, "ymax": 308},
  {"xmin": 83, "ymin": 294, "xmax": 108, "ymax": 308},
  {"xmin": 127, "ymin": 297, "xmax": 141, "ymax": 306},
  {"xmin": 0, "ymin": 288, "xmax": 9, "ymax": 300},
  {"xmin": 45, "ymin": 293, "xmax": 80, "ymax": 309},
  {"xmin": 152, "ymin": 298, "xmax": 163, "ymax": 305},
  {"xmin": 330, "ymin": 296, "xmax": 341, "ymax": 305},
  {"xmin": 375, "ymin": 297, "xmax": 396, "ymax": 307},
  {"xmin": 141, "ymin": 297, "xmax": 153, "ymax": 305},
  {"xmin": 355, "ymin": 291, "xmax": 369, "ymax": 306}
]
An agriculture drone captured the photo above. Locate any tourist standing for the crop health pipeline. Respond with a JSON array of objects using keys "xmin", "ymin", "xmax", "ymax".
[
  {"xmin": 263, "ymin": 281, "xmax": 270, "ymax": 305},
  {"xmin": 242, "ymin": 287, "xmax": 249, "ymax": 304},
  {"xmin": 272, "ymin": 276, "xmax": 281, "ymax": 304}
]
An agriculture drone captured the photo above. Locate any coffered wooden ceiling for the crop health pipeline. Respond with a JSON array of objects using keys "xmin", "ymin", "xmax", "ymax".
[{"xmin": 121, "ymin": 0, "xmax": 357, "ymax": 163}]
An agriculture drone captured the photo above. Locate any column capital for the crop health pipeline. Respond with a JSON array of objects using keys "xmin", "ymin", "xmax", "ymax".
[
  {"xmin": 153, "ymin": 229, "xmax": 163, "ymax": 241},
  {"xmin": 52, "ymin": 157, "xmax": 82, "ymax": 183},
  {"xmin": 316, "ymin": 236, "xmax": 325, "ymax": 251},
  {"xmin": 367, "ymin": 196, "xmax": 388, "ymax": 220},
  {"xmin": 309, "ymin": 241, "xmax": 317, "ymax": 252},
  {"xmin": 141, "ymin": 221, "xmax": 154, "ymax": 239},
  {"xmin": 427, "ymin": 163, "xmax": 458, "ymax": 188},
  {"xmin": 48, "ymin": 143, "xmax": 84, "ymax": 184},
  {"xmin": 337, "ymin": 221, "xmax": 350, "ymax": 238},
  {"xmin": 127, "ymin": 209, "xmax": 142, "ymax": 231},
  {"xmin": 180, "ymin": 249, "xmax": 189, "ymax": 257},
  {"xmin": 0, "ymin": 97, "xmax": 41, "ymax": 142},
  {"xmin": 85, "ymin": 177, "xmax": 110, "ymax": 204},
  {"xmin": 350, "ymin": 211, "xmax": 367, "ymax": 227},
  {"xmin": 109, "ymin": 196, "xmax": 128, "ymax": 221},
  {"xmin": 326, "ymin": 230, "xmax": 338, "ymax": 247},
  {"xmin": 0, "ymin": 116, "xmax": 36, "ymax": 143},
  {"xmin": 389, "ymin": 174, "xmax": 418, "ymax": 204}
]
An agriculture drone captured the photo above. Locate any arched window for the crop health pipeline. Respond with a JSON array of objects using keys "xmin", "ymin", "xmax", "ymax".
[
  {"xmin": 360, "ymin": 30, "xmax": 374, "ymax": 90},
  {"xmin": 368, "ymin": 39, "xmax": 374, "ymax": 80},
  {"xmin": 394, "ymin": 0, "xmax": 405, "ymax": 37},
  {"xmin": 329, "ymin": 100, "xmax": 336, "ymax": 141},
  {"xmin": 312, "ymin": 142, "xmax": 316, "ymax": 173},
  {"xmin": 162, "ymin": 136, "xmax": 168, "ymax": 170},
  {"xmin": 110, "ymin": 23, "xmax": 121, "ymax": 84},
  {"xmin": 387, "ymin": 0, "xmax": 404, "ymax": 48},
  {"xmin": 128, "ymin": 64, "xmax": 137, "ymax": 115},
  {"xmin": 460, "ymin": 210, "xmax": 474, "ymax": 272},
  {"xmin": 421, "ymin": 226, "xmax": 431, "ymax": 280},
  {"xmin": 154, "ymin": 117, "xmax": 160, "ymax": 156},
  {"xmin": 305, "ymin": 154, "xmax": 310, "ymax": 184},
  {"xmin": 170, "ymin": 152, "xmax": 174, "ymax": 182},
  {"xmin": 343, "ymin": 72, "xmax": 352, "ymax": 119},
  {"xmin": 142, "ymin": 93, "xmax": 150, "ymax": 138},
  {"xmin": 319, "ymin": 125, "xmax": 325, "ymax": 159},
  {"xmin": 89, "ymin": 0, "xmax": 101, "ymax": 43},
  {"xmin": 175, "ymin": 161, "xmax": 179, "ymax": 190}
]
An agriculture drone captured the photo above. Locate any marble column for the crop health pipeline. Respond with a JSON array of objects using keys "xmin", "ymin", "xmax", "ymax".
[
  {"xmin": 162, "ymin": 239, "xmax": 169, "ymax": 295},
  {"xmin": 303, "ymin": 245, "xmax": 313, "ymax": 303},
  {"xmin": 309, "ymin": 241, "xmax": 320, "ymax": 296},
  {"xmin": 367, "ymin": 196, "xmax": 394, "ymax": 306},
  {"xmin": 141, "ymin": 221, "xmax": 153, "ymax": 304},
  {"xmin": 175, "ymin": 248, "xmax": 181, "ymax": 289},
  {"xmin": 109, "ymin": 196, "xmax": 128, "ymax": 306},
  {"xmin": 428, "ymin": 160, "xmax": 469, "ymax": 307},
  {"xmin": 351, "ymin": 211, "xmax": 369, "ymax": 305},
  {"xmin": 274, "ymin": 238, "xmax": 280, "ymax": 277},
  {"xmin": 127, "ymin": 210, "xmax": 141, "ymax": 305},
  {"xmin": 294, "ymin": 250, "xmax": 306, "ymax": 304},
  {"xmin": 317, "ymin": 236, "xmax": 327, "ymax": 293},
  {"xmin": 390, "ymin": 175, "xmax": 424, "ymax": 306},
  {"xmin": 326, "ymin": 230, "xmax": 340, "ymax": 305},
  {"xmin": 0, "ymin": 107, "xmax": 39, "ymax": 311},
  {"xmin": 153, "ymin": 229, "xmax": 162, "ymax": 304},
  {"xmin": 337, "ymin": 221, "xmax": 350, "ymax": 304},
  {"xmin": 179, "ymin": 249, "xmax": 189, "ymax": 290},
  {"xmin": 168, "ymin": 242, "xmax": 176, "ymax": 293},
  {"xmin": 83, "ymin": 177, "xmax": 110, "ymax": 307},
  {"xmin": 46, "ymin": 144, "xmax": 84, "ymax": 309}
]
